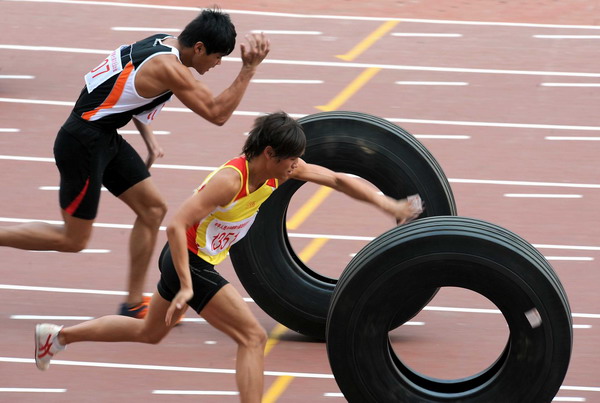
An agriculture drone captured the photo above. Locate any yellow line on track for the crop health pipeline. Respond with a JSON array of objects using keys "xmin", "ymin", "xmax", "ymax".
[
  {"xmin": 336, "ymin": 20, "xmax": 399, "ymax": 61},
  {"xmin": 262, "ymin": 24, "xmax": 396, "ymax": 401},
  {"xmin": 286, "ymin": 186, "xmax": 334, "ymax": 230},
  {"xmin": 315, "ymin": 67, "xmax": 381, "ymax": 112},
  {"xmin": 261, "ymin": 376, "xmax": 295, "ymax": 403}
]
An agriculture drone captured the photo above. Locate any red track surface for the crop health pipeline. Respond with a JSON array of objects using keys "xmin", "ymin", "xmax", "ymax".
[{"xmin": 1, "ymin": 0, "xmax": 599, "ymax": 401}]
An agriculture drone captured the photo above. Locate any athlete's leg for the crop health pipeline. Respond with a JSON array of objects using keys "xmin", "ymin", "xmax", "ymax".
[
  {"xmin": 57, "ymin": 291, "xmax": 184, "ymax": 345},
  {"xmin": 0, "ymin": 209, "xmax": 92, "ymax": 252},
  {"xmin": 201, "ymin": 284, "xmax": 268, "ymax": 403},
  {"xmin": 118, "ymin": 177, "xmax": 167, "ymax": 305}
]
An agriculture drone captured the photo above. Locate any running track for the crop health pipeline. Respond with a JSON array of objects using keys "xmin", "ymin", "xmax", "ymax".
[{"xmin": 0, "ymin": 0, "xmax": 599, "ymax": 401}]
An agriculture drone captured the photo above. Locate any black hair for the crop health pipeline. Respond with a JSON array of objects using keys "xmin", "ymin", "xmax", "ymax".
[
  {"xmin": 178, "ymin": 7, "xmax": 236, "ymax": 55},
  {"xmin": 243, "ymin": 112, "xmax": 306, "ymax": 161}
]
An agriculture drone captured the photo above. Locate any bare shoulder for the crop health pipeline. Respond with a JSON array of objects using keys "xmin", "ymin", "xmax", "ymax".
[{"xmin": 201, "ymin": 166, "xmax": 243, "ymax": 205}]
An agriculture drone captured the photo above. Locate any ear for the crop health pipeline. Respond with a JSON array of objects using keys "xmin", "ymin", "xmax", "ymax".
[
  {"xmin": 264, "ymin": 146, "xmax": 275, "ymax": 159},
  {"xmin": 194, "ymin": 41, "xmax": 204, "ymax": 54}
]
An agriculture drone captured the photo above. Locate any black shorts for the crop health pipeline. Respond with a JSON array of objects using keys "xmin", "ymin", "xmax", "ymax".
[
  {"xmin": 53, "ymin": 113, "xmax": 150, "ymax": 220},
  {"xmin": 157, "ymin": 243, "xmax": 230, "ymax": 314}
]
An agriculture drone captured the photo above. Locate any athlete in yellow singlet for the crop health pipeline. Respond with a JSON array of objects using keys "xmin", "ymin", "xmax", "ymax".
[{"xmin": 34, "ymin": 112, "xmax": 423, "ymax": 403}]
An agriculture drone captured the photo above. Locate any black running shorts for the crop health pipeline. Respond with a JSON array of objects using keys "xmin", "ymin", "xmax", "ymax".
[
  {"xmin": 53, "ymin": 113, "xmax": 150, "ymax": 220},
  {"xmin": 157, "ymin": 243, "xmax": 230, "ymax": 314}
]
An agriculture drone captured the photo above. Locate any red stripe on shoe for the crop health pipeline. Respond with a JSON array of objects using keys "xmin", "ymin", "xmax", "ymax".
[{"xmin": 65, "ymin": 177, "xmax": 90, "ymax": 216}]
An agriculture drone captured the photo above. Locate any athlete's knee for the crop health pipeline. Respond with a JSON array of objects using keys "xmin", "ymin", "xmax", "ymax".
[
  {"xmin": 55, "ymin": 233, "xmax": 90, "ymax": 252},
  {"xmin": 139, "ymin": 327, "xmax": 168, "ymax": 344},
  {"xmin": 139, "ymin": 198, "xmax": 168, "ymax": 227},
  {"xmin": 239, "ymin": 324, "xmax": 268, "ymax": 350}
]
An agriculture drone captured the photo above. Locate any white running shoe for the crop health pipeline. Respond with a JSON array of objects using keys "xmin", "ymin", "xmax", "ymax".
[{"xmin": 34, "ymin": 323, "xmax": 64, "ymax": 370}]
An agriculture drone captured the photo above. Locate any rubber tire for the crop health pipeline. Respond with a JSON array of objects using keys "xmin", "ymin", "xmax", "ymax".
[
  {"xmin": 327, "ymin": 216, "xmax": 572, "ymax": 402},
  {"xmin": 230, "ymin": 111, "xmax": 456, "ymax": 340}
]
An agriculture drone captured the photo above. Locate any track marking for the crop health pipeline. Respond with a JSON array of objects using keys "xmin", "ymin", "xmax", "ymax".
[
  {"xmin": 3, "ymin": 96, "xmax": 600, "ymax": 131},
  {"xmin": 542, "ymin": 83, "xmax": 600, "ymax": 87},
  {"xmin": 0, "ymin": 75, "xmax": 34, "ymax": 79},
  {"xmin": 8, "ymin": 41, "xmax": 600, "ymax": 77},
  {"xmin": 337, "ymin": 20, "xmax": 399, "ymax": 61},
  {"xmin": 504, "ymin": 193, "xmax": 582, "ymax": 198},
  {"xmin": 0, "ymin": 128, "xmax": 20, "ymax": 132},
  {"xmin": 287, "ymin": 187, "xmax": 334, "ymax": 229},
  {"xmin": 2, "ymin": 284, "xmax": 599, "ymax": 319},
  {"xmin": 111, "ymin": 26, "xmax": 179, "ymax": 32},
  {"xmin": 315, "ymin": 67, "xmax": 381, "ymax": 111},
  {"xmin": 118, "ymin": 129, "xmax": 170, "ymax": 135},
  {"xmin": 534, "ymin": 34, "xmax": 600, "ymax": 39},
  {"xmin": 391, "ymin": 33, "xmax": 462, "ymax": 37},
  {"xmin": 251, "ymin": 79, "xmax": 323, "ymax": 84},
  {"xmin": 251, "ymin": 30, "xmax": 322, "ymax": 35},
  {"xmin": 0, "ymin": 388, "xmax": 66, "ymax": 393},
  {"xmin": 0, "ymin": 0, "xmax": 595, "ymax": 30},
  {"xmin": 546, "ymin": 136, "xmax": 600, "ymax": 141},
  {"xmin": 262, "ymin": 376, "xmax": 295, "ymax": 403},
  {"xmin": 395, "ymin": 81, "xmax": 468, "ymax": 86},
  {"xmin": 414, "ymin": 134, "xmax": 471, "ymax": 139},
  {"xmin": 152, "ymin": 390, "xmax": 239, "ymax": 395}
]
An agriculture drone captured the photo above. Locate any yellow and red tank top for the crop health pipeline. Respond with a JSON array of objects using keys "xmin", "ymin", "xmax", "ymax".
[{"xmin": 186, "ymin": 156, "xmax": 279, "ymax": 265}]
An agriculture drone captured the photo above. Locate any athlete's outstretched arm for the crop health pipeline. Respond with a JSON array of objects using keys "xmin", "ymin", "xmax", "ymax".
[
  {"xmin": 290, "ymin": 159, "xmax": 424, "ymax": 225},
  {"xmin": 141, "ymin": 34, "xmax": 270, "ymax": 126}
]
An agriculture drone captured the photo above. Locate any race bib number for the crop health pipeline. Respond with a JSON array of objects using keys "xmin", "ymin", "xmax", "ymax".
[
  {"xmin": 202, "ymin": 215, "xmax": 256, "ymax": 256},
  {"xmin": 84, "ymin": 46, "xmax": 125, "ymax": 93}
]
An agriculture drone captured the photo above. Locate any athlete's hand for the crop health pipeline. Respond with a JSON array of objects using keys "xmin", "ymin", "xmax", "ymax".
[
  {"xmin": 165, "ymin": 287, "xmax": 193, "ymax": 326},
  {"xmin": 240, "ymin": 32, "xmax": 270, "ymax": 70},
  {"xmin": 392, "ymin": 194, "xmax": 425, "ymax": 225},
  {"xmin": 146, "ymin": 144, "xmax": 165, "ymax": 168}
]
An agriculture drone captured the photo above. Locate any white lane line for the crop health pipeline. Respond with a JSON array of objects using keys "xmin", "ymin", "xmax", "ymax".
[
  {"xmin": 0, "ymin": 75, "xmax": 34, "ymax": 79},
  {"xmin": 391, "ymin": 33, "xmax": 462, "ymax": 37},
  {"xmin": 118, "ymin": 129, "xmax": 170, "ymax": 135},
  {"xmin": 153, "ymin": 390, "xmax": 239, "ymax": 395},
  {"xmin": 449, "ymin": 178, "xmax": 600, "ymax": 189},
  {"xmin": 0, "ymin": 284, "xmax": 254, "ymax": 303},
  {"xmin": 1, "ymin": 216, "xmax": 600, "ymax": 252},
  {"xmin": 2, "ymin": 96, "xmax": 600, "ymax": 132},
  {"xmin": 0, "ymin": 128, "xmax": 20, "ymax": 132},
  {"xmin": 542, "ymin": 83, "xmax": 600, "ymax": 87},
  {"xmin": 414, "ymin": 134, "xmax": 471, "ymax": 139},
  {"xmin": 39, "ymin": 186, "xmax": 108, "ymax": 191},
  {"xmin": 561, "ymin": 386, "xmax": 600, "ymax": 392},
  {"xmin": 0, "ymin": 388, "xmax": 66, "ymax": 393},
  {"xmin": 3, "ymin": 45, "xmax": 600, "ymax": 78},
  {"xmin": 535, "ymin": 34, "xmax": 600, "ymax": 39},
  {"xmin": 395, "ymin": 81, "xmax": 468, "ymax": 85},
  {"xmin": 5, "ymin": 0, "xmax": 600, "ymax": 29},
  {"xmin": 545, "ymin": 257, "xmax": 594, "ymax": 262},
  {"xmin": 111, "ymin": 27, "xmax": 180, "ymax": 32},
  {"xmin": 12, "ymin": 315, "xmax": 94, "ymax": 320},
  {"xmin": 251, "ymin": 79, "xmax": 323, "ymax": 84},
  {"xmin": 552, "ymin": 398, "xmax": 586, "ymax": 402},
  {"xmin": 572, "ymin": 325, "xmax": 592, "ymax": 329},
  {"xmin": 1, "ymin": 284, "xmax": 598, "ymax": 319},
  {"xmin": 250, "ymin": 30, "xmax": 322, "ymax": 35},
  {"xmin": 0, "ymin": 357, "xmax": 335, "ymax": 379},
  {"xmin": 504, "ymin": 193, "xmax": 582, "ymax": 198},
  {"xmin": 10, "ymin": 314, "xmax": 206, "ymax": 323},
  {"xmin": 546, "ymin": 136, "xmax": 600, "ymax": 141},
  {"xmin": 29, "ymin": 249, "xmax": 110, "ymax": 253}
]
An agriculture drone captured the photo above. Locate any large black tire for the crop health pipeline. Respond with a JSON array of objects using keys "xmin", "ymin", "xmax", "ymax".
[
  {"xmin": 327, "ymin": 216, "xmax": 572, "ymax": 402},
  {"xmin": 230, "ymin": 111, "xmax": 456, "ymax": 339}
]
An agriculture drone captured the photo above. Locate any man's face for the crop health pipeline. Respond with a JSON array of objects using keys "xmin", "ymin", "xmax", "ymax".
[{"xmin": 193, "ymin": 44, "xmax": 224, "ymax": 75}]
